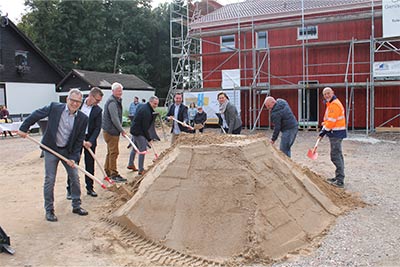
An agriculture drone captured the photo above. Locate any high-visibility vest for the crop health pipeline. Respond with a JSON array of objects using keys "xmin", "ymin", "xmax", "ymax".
[{"xmin": 323, "ymin": 98, "xmax": 346, "ymax": 132}]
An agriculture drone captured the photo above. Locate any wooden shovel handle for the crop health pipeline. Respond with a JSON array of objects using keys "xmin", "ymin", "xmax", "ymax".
[
  {"xmin": 25, "ymin": 135, "xmax": 107, "ymax": 189},
  {"xmin": 124, "ymin": 135, "xmax": 148, "ymax": 155},
  {"xmin": 170, "ymin": 117, "xmax": 194, "ymax": 131}
]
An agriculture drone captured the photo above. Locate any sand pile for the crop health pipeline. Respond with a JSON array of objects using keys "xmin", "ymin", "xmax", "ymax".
[{"xmin": 111, "ymin": 134, "xmax": 349, "ymax": 264}]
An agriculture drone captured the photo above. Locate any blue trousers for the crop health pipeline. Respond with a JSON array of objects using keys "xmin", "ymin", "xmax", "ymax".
[
  {"xmin": 279, "ymin": 127, "xmax": 298, "ymax": 158},
  {"xmin": 329, "ymin": 137, "xmax": 345, "ymax": 183},
  {"xmin": 128, "ymin": 135, "xmax": 148, "ymax": 172},
  {"xmin": 44, "ymin": 149, "xmax": 81, "ymax": 212}
]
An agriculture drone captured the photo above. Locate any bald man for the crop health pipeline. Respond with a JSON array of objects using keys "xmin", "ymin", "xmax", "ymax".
[
  {"xmin": 265, "ymin": 96, "xmax": 298, "ymax": 157},
  {"xmin": 318, "ymin": 87, "xmax": 346, "ymax": 188}
]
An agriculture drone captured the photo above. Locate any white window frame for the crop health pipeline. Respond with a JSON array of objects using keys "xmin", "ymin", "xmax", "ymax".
[
  {"xmin": 297, "ymin": 25, "xmax": 318, "ymax": 40},
  {"xmin": 256, "ymin": 31, "xmax": 268, "ymax": 49},
  {"xmin": 220, "ymin": 35, "xmax": 235, "ymax": 52}
]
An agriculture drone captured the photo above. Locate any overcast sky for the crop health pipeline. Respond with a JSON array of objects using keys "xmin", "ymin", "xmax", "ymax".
[{"xmin": 0, "ymin": 0, "xmax": 240, "ymax": 23}]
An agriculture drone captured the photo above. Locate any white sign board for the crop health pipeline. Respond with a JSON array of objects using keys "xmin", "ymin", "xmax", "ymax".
[
  {"xmin": 373, "ymin": 60, "xmax": 400, "ymax": 78},
  {"xmin": 221, "ymin": 69, "xmax": 240, "ymax": 89},
  {"xmin": 382, "ymin": 0, "xmax": 400, "ymax": 38},
  {"xmin": 184, "ymin": 90, "xmax": 241, "ymax": 123}
]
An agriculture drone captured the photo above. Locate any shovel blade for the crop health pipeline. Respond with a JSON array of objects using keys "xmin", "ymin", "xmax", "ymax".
[{"xmin": 307, "ymin": 149, "xmax": 318, "ymax": 160}]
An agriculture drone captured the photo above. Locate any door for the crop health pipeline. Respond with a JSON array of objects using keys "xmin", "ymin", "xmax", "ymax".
[{"xmin": 298, "ymin": 81, "xmax": 319, "ymax": 128}]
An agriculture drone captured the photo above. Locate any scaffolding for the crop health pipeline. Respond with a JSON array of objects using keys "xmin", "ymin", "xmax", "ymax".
[{"xmin": 168, "ymin": 0, "xmax": 400, "ymax": 132}]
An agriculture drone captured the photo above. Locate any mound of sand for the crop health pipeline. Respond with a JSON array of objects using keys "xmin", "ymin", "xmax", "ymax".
[{"xmin": 111, "ymin": 134, "xmax": 348, "ymax": 263}]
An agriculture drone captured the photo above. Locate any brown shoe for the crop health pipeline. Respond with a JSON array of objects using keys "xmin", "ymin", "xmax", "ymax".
[
  {"xmin": 127, "ymin": 165, "xmax": 138, "ymax": 171},
  {"xmin": 138, "ymin": 170, "xmax": 146, "ymax": 176}
]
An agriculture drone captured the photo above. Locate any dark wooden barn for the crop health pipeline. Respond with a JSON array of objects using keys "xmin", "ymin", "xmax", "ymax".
[{"xmin": 0, "ymin": 16, "xmax": 64, "ymax": 115}]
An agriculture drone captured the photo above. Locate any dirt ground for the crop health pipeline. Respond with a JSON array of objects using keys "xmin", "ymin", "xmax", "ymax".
[{"xmin": 0, "ymin": 128, "xmax": 399, "ymax": 266}]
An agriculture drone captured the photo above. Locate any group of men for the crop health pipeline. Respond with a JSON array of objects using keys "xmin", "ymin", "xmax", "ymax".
[
  {"xmin": 16, "ymin": 84, "xmax": 346, "ymax": 222},
  {"xmin": 18, "ymin": 83, "xmax": 158, "ymax": 222}
]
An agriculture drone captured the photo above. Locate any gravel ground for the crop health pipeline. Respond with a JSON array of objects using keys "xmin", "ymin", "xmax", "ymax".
[
  {"xmin": 267, "ymin": 131, "xmax": 400, "ymax": 267},
  {"xmin": 1, "ymin": 130, "xmax": 399, "ymax": 267}
]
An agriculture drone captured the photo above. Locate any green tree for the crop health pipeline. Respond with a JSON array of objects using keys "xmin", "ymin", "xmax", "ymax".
[{"xmin": 18, "ymin": 0, "xmax": 171, "ymax": 99}]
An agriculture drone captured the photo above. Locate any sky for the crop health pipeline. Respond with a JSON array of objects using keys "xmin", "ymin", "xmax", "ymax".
[{"xmin": 0, "ymin": 0, "xmax": 240, "ymax": 23}]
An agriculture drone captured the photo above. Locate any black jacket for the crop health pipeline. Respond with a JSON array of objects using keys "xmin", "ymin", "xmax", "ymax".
[
  {"xmin": 194, "ymin": 112, "xmax": 207, "ymax": 124},
  {"xmin": 20, "ymin": 102, "xmax": 87, "ymax": 162},
  {"xmin": 130, "ymin": 102, "xmax": 156, "ymax": 141},
  {"xmin": 83, "ymin": 99, "xmax": 102, "ymax": 147},
  {"xmin": 166, "ymin": 104, "xmax": 189, "ymax": 133},
  {"xmin": 271, "ymin": 99, "xmax": 298, "ymax": 141}
]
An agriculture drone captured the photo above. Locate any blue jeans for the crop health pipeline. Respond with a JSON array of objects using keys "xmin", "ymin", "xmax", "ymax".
[
  {"xmin": 128, "ymin": 135, "xmax": 148, "ymax": 172},
  {"xmin": 44, "ymin": 150, "xmax": 81, "ymax": 212},
  {"xmin": 329, "ymin": 137, "xmax": 345, "ymax": 183},
  {"xmin": 280, "ymin": 127, "xmax": 298, "ymax": 158}
]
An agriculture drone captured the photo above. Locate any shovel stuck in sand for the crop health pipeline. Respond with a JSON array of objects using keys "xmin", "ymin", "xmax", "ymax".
[
  {"xmin": 307, "ymin": 137, "xmax": 321, "ymax": 160},
  {"xmin": 83, "ymin": 146, "xmax": 132, "ymax": 198},
  {"xmin": 25, "ymin": 135, "xmax": 132, "ymax": 198},
  {"xmin": 25, "ymin": 135, "xmax": 108, "ymax": 189}
]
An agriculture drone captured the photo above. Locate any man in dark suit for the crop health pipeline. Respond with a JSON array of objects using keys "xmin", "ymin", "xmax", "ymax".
[
  {"xmin": 166, "ymin": 93, "xmax": 190, "ymax": 144},
  {"xmin": 67, "ymin": 87, "xmax": 103, "ymax": 198},
  {"xmin": 18, "ymin": 89, "xmax": 89, "ymax": 222}
]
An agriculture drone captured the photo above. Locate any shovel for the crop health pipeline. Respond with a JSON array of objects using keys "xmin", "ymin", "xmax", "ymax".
[
  {"xmin": 84, "ymin": 146, "xmax": 114, "ymax": 185},
  {"xmin": 124, "ymin": 135, "xmax": 148, "ymax": 155},
  {"xmin": 25, "ymin": 135, "xmax": 107, "ymax": 189},
  {"xmin": 307, "ymin": 137, "xmax": 321, "ymax": 160},
  {"xmin": 170, "ymin": 117, "xmax": 194, "ymax": 131},
  {"xmin": 148, "ymin": 141, "xmax": 159, "ymax": 160}
]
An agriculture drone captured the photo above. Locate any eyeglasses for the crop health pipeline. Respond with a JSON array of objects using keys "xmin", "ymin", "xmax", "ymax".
[{"xmin": 68, "ymin": 98, "xmax": 82, "ymax": 104}]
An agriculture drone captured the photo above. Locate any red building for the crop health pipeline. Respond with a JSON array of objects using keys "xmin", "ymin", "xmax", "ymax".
[{"xmin": 188, "ymin": 0, "xmax": 400, "ymax": 129}]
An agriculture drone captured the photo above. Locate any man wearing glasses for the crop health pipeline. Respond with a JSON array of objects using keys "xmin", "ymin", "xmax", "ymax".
[
  {"xmin": 67, "ymin": 87, "xmax": 103, "ymax": 199},
  {"xmin": 18, "ymin": 89, "xmax": 89, "ymax": 222}
]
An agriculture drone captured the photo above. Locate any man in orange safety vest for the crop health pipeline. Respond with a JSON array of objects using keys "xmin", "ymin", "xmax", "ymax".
[{"xmin": 318, "ymin": 87, "xmax": 347, "ymax": 188}]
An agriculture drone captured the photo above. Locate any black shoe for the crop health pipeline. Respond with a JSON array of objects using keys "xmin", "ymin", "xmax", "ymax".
[
  {"xmin": 327, "ymin": 178, "xmax": 337, "ymax": 183},
  {"xmin": 329, "ymin": 180, "xmax": 344, "ymax": 188},
  {"xmin": 111, "ymin": 175, "xmax": 127, "ymax": 183},
  {"xmin": 87, "ymin": 189, "xmax": 98, "ymax": 197},
  {"xmin": 66, "ymin": 191, "xmax": 72, "ymax": 200},
  {"xmin": 72, "ymin": 207, "xmax": 89, "ymax": 216},
  {"xmin": 46, "ymin": 210, "xmax": 58, "ymax": 222}
]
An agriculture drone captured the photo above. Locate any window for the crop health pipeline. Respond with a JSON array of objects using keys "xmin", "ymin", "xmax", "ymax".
[
  {"xmin": 15, "ymin": 50, "xmax": 28, "ymax": 66},
  {"xmin": 220, "ymin": 35, "xmax": 235, "ymax": 52},
  {"xmin": 297, "ymin": 26, "xmax": 318, "ymax": 40},
  {"xmin": 257, "ymin": 31, "xmax": 268, "ymax": 49}
]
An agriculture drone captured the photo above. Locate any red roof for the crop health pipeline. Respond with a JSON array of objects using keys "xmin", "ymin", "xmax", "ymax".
[{"xmin": 191, "ymin": 0, "xmax": 381, "ymax": 29}]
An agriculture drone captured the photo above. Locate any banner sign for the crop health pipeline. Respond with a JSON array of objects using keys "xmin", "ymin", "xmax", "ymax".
[
  {"xmin": 373, "ymin": 60, "xmax": 400, "ymax": 79},
  {"xmin": 184, "ymin": 90, "xmax": 241, "ymax": 124},
  {"xmin": 382, "ymin": 0, "xmax": 400, "ymax": 38}
]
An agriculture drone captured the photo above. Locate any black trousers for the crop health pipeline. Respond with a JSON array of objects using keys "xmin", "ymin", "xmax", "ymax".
[{"xmin": 67, "ymin": 144, "xmax": 96, "ymax": 193}]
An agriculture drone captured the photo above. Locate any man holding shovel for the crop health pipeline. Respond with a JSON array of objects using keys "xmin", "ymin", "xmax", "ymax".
[
  {"xmin": 18, "ymin": 89, "xmax": 89, "ymax": 222},
  {"xmin": 67, "ymin": 87, "xmax": 103, "ymax": 199},
  {"xmin": 166, "ymin": 93, "xmax": 190, "ymax": 144},
  {"xmin": 127, "ymin": 96, "xmax": 159, "ymax": 175},
  {"xmin": 265, "ymin": 96, "xmax": 298, "ymax": 158},
  {"xmin": 318, "ymin": 87, "xmax": 347, "ymax": 188}
]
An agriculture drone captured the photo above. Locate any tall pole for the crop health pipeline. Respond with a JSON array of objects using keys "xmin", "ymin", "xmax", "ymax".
[
  {"xmin": 370, "ymin": 0, "xmax": 375, "ymax": 132},
  {"xmin": 301, "ymin": 0, "xmax": 306, "ymax": 128}
]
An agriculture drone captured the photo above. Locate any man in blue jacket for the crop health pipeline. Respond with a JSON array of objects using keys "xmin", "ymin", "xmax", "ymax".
[
  {"xmin": 18, "ymin": 89, "xmax": 89, "ymax": 222},
  {"xmin": 265, "ymin": 96, "xmax": 298, "ymax": 157}
]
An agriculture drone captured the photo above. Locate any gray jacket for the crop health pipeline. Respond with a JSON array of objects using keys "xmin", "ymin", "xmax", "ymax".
[
  {"xmin": 102, "ymin": 95, "xmax": 124, "ymax": 136},
  {"xmin": 224, "ymin": 102, "xmax": 242, "ymax": 134}
]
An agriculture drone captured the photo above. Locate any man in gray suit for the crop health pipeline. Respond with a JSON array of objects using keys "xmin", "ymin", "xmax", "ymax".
[{"xmin": 18, "ymin": 89, "xmax": 89, "ymax": 222}]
